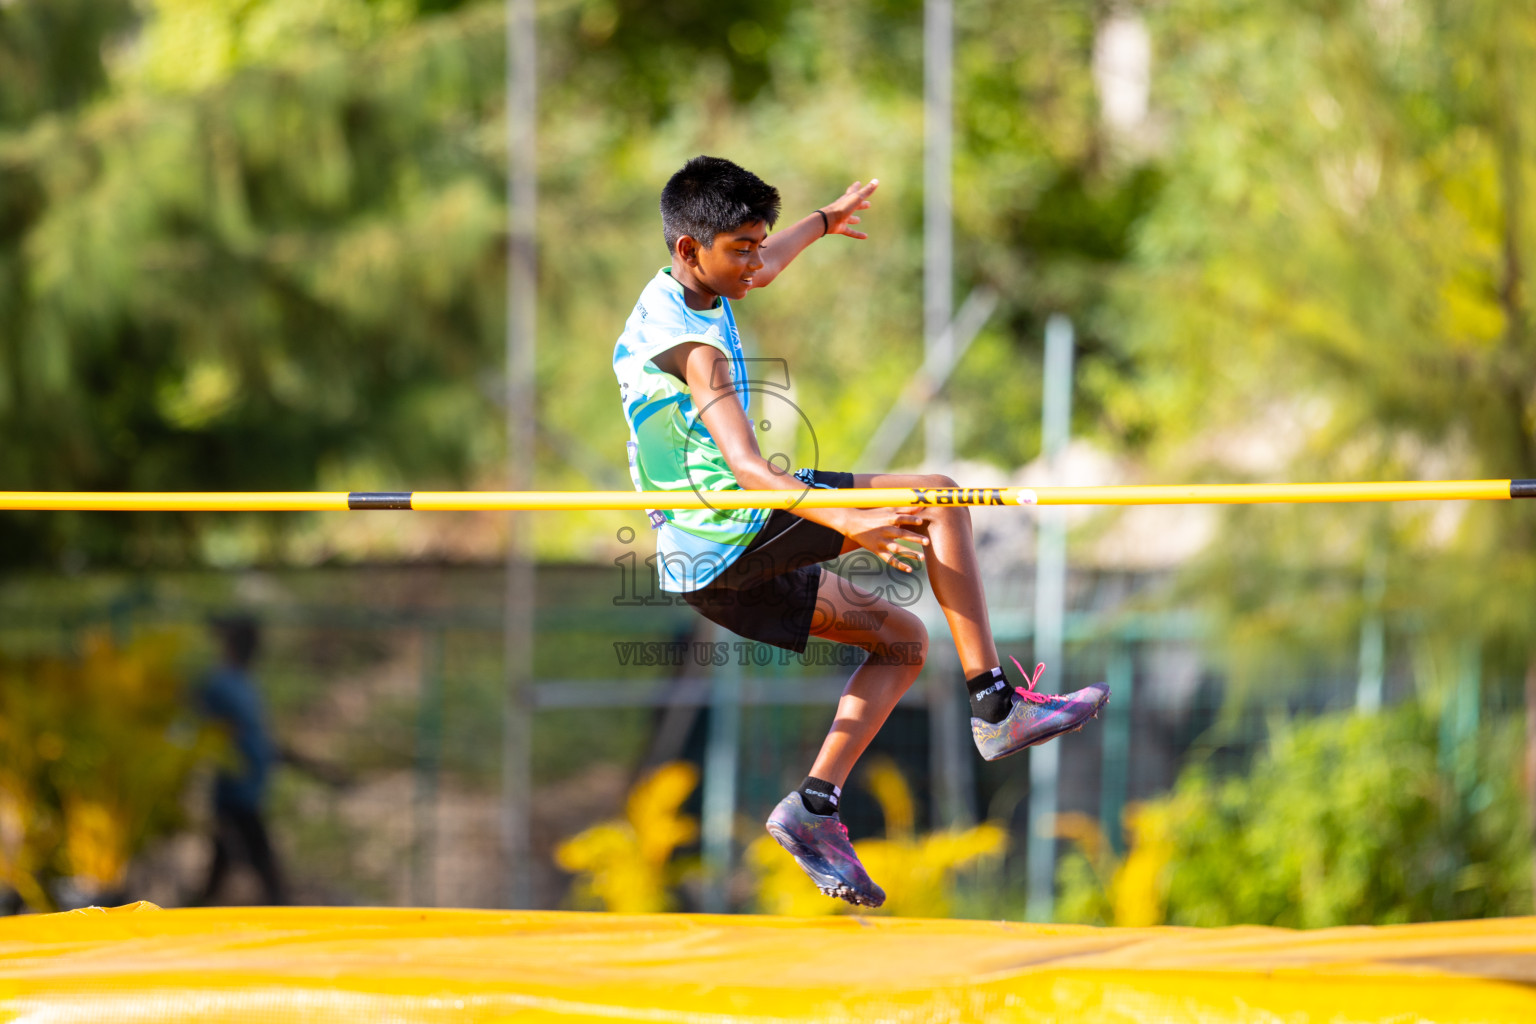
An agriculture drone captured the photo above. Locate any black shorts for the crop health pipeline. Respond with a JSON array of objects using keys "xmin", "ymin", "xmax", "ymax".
[{"xmin": 680, "ymin": 471, "xmax": 854, "ymax": 653}]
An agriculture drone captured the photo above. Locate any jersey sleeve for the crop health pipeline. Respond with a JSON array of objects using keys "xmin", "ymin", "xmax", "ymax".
[{"xmin": 630, "ymin": 320, "xmax": 732, "ymax": 386}]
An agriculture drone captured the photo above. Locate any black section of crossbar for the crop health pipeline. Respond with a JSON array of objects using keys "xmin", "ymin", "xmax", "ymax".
[
  {"xmin": 347, "ymin": 492, "xmax": 413, "ymax": 510},
  {"xmin": 1513, "ymin": 480, "xmax": 1536, "ymax": 499}
]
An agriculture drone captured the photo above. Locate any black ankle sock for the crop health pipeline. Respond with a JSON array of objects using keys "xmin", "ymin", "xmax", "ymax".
[
  {"xmin": 798, "ymin": 776, "xmax": 841, "ymax": 816},
  {"xmin": 967, "ymin": 666, "xmax": 1014, "ymax": 724}
]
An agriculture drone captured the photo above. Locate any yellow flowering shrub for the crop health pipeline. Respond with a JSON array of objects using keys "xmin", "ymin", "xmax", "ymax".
[
  {"xmin": 748, "ymin": 758, "xmax": 1007, "ymax": 918},
  {"xmin": 0, "ymin": 631, "xmax": 213, "ymax": 910},
  {"xmin": 1054, "ymin": 805, "xmax": 1177, "ymax": 927},
  {"xmin": 555, "ymin": 761, "xmax": 700, "ymax": 913}
]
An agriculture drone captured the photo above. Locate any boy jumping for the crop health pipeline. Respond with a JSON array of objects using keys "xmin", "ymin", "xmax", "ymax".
[{"xmin": 613, "ymin": 156, "xmax": 1109, "ymax": 908}]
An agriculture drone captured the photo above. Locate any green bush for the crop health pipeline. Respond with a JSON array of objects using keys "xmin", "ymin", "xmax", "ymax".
[
  {"xmin": 1059, "ymin": 704, "xmax": 1533, "ymax": 928},
  {"xmin": 0, "ymin": 632, "xmax": 215, "ymax": 910}
]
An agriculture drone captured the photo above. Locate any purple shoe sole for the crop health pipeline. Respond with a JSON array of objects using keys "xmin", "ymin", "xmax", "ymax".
[{"xmin": 765, "ymin": 793, "xmax": 885, "ymax": 908}]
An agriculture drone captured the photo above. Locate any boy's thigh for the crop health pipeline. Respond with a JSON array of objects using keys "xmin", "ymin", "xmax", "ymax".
[
  {"xmin": 809, "ymin": 567, "xmax": 925, "ymax": 658},
  {"xmin": 679, "ymin": 553, "xmax": 924, "ymax": 658},
  {"xmin": 680, "ymin": 500, "xmax": 853, "ymax": 655}
]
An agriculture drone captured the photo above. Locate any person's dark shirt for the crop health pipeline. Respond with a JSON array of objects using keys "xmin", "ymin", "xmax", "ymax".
[{"xmin": 197, "ymin": 666, "xmax": 275, "ymax": 811}]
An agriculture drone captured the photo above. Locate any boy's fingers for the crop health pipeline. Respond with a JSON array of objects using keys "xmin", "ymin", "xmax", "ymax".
[{"xmin": 845, "ymin": 179, "xmax": 878, "ymax": 200}]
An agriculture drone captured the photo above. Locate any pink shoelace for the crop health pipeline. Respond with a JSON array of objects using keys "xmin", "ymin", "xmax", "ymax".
[{"xmin": 1009, "ymin": 657, "xmax": 1051, "ymax": 704}]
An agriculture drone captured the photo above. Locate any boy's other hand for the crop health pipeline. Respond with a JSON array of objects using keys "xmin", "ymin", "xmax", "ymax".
[
  {"xmin": 819, "ymin": 179, "xmax": 879, "ymax": 240},
  {"xmin": 845, "ymin": 506, "xmax": 927, "ymax": 573}
]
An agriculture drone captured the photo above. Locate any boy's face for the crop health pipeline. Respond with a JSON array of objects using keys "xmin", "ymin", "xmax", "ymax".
[{"xmin": 677, "ymin": 220, "xmax": 767, "ymax": 302}]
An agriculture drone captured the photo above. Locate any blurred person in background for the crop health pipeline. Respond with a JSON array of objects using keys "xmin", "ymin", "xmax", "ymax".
[{"xmin": 193, "ymin": 614, "xmax": 287, "ymax": 906}]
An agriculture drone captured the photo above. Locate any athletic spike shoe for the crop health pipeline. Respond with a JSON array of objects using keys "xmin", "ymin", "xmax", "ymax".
[
  {"xmin": 970, "ymin": 659, "xmax": 1110, "ymax": 762},
  {"xmin": 765, "ymin": 792, "xmax": 885, "ymax": 908}
]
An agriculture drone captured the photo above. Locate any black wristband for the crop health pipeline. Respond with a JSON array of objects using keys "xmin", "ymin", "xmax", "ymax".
[{"xmin": 815, "ymin": 209, "xmax": 829, "ymax": 236}]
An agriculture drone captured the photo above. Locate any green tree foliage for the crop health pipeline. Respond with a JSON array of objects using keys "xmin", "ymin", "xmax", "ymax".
[
  {"xmin": 1094, "ymin": 0, "xmax": 1536, "ymax": 706},
  {"xmin": 1113, "ymin": 0, "xmax": 1535, "ymax": 468},
  {"xmin": 0, "ymin": 2, "xmax": 509, "ymax": 566},
  {"xmin": 3, "ymin": 0, "xmax": 1530, "ymax": 592},
  {"xmin": 951, "ymin": 1, "xmax": 1164, "ymax": 465},
  {"xmin": 552, "ymin": 1, "xmax": 793, "ymax": 118},
  {"xmin": 0, "ymin": 0, "xmax": 134, "ymax": 129},
  {"xmin": 1059, "ymin": 705, "xmax": 1532, "ymax": 927},
  {"xmin": 1, "ymin": 0, "xmax": 1152, "ymax": 565}
]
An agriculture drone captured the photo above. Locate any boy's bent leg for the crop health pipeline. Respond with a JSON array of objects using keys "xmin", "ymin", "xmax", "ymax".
[
  {"xmin": 765, "ymin": 793, "xmax": 885, "ymax": 907},
  {"xmin": 851, "ymin": 472, "xmax": 1110, "ymax": 760},
  {"xmin": 853, "ymin": 472, "xmax": 996, "ymax": 676},
  {"xmin": 766, "ymin": 570, "xmax": 926, "ymax": 909},
  {"xmin": 803, "ymin": 570, "xmax": 928, "ymax": 786}
]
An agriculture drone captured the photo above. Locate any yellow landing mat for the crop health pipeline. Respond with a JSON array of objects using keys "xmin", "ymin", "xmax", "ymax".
[{"xmin": 2, "ymin": 904, "xmax": 1535, "ymax": 1023}]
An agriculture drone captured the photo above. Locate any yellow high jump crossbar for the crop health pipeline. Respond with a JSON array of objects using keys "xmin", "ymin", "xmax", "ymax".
[{"xmin": 0, "ymin": 479, "xmax": 1532, "ymax": 511}]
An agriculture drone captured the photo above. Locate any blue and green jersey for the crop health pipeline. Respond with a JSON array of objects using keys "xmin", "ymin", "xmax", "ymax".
[{"xmin": 613, "ymin": 269, "xmax": 768, "ymax": 592}]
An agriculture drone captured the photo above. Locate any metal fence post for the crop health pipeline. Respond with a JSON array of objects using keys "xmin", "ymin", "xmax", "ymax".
[
  {"xmin": 1026, "ymin": 313, "xmax": 1074, "ymax": 923},
  {"xmin": 413, "ymin": 628, "xmax": 445, "ymax": 906},
  {"xmin": 701, "ymin": 627, "xmax": 742, "ymax": 913},
  {"xmin": 501, "ymin": 0, "xmax": 537, "ymax": 911},
  {"xmin": 1356, "ymin": 544, "xmax": 1387, "ymax": 714},
  {"xmin": 1098, "ymin": 644, "xmax": 1134, "ymax": 854},
  {"xmin": 929, "ymin": 637, "xmax": 976, "ymax": 828},
  {"xmin": 923, "ymin": 0, "xmax": 954, "ymax": 466}
]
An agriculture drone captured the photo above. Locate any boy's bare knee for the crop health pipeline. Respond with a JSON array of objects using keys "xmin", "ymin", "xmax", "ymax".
[
  {"xmin": 882, "ymin": 609, "xmax": 927, "ymax": 667},
  {"xmin": 915, "ymin": 473, "xmax": 970, "ymax": 527}
]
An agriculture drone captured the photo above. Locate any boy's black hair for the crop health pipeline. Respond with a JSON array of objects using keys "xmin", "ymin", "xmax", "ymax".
[{"xmin": 660, "ymin": 155, "xmax": 781, "ymax": 255}]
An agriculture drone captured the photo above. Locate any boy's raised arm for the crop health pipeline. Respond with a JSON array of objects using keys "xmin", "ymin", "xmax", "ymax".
[{"xmin": 750, "ymin": 179, "xmax": 879, "ymax": 288}]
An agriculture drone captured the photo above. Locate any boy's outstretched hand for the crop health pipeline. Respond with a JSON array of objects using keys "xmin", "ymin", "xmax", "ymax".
[
  {"xmin": 819, "ymin": 179, "xmax": 879, "ymax": 240},
  {"xmin": 752, "ymin": 177, "xmax": 879, "ymax": 287}
]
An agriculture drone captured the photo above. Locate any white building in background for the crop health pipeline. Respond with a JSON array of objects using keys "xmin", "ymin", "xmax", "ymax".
[{"xmin": 1094, "ymin": 12, "xmax": 1153, "ymax": 144}]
